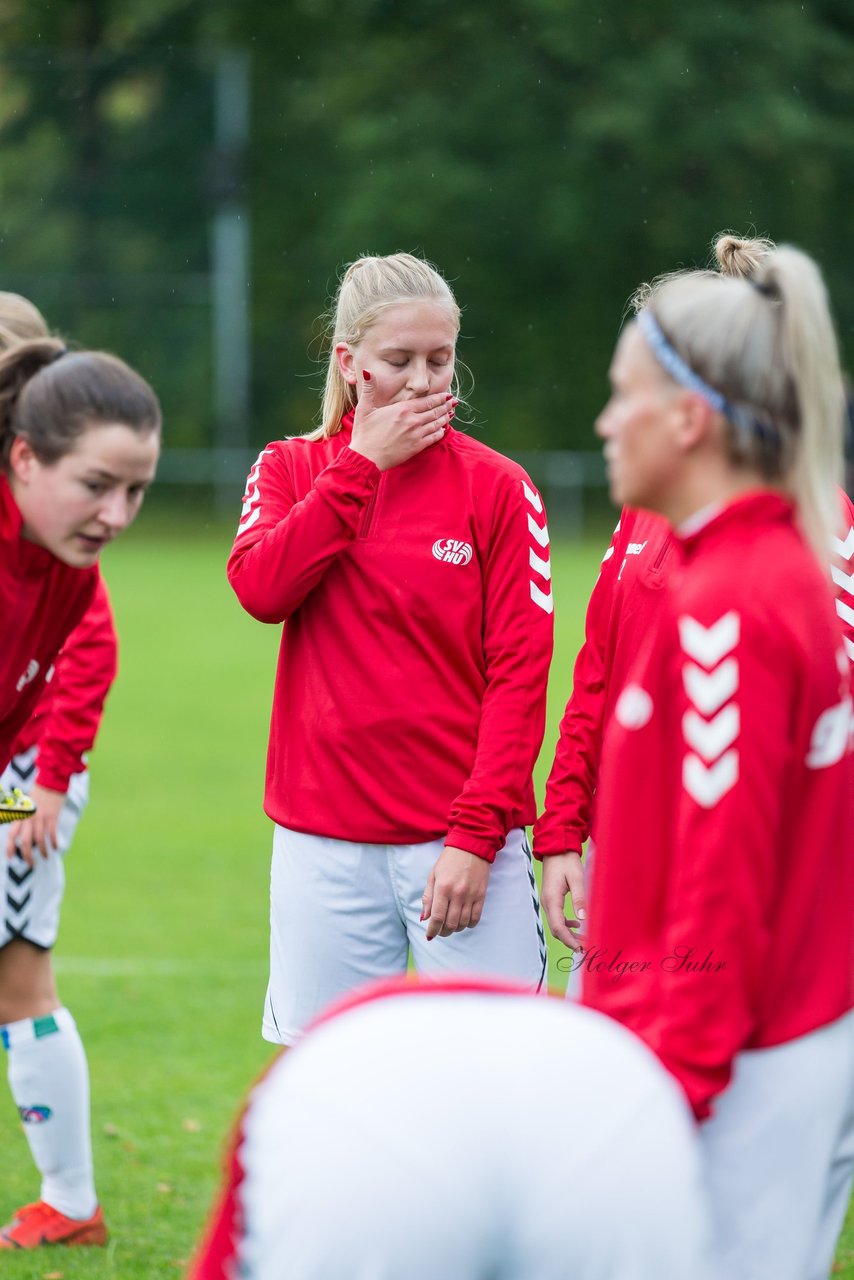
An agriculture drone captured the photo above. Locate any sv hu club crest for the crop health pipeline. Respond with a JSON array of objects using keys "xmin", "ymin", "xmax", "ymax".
[{"xmin": 432, "ymin": 538, "xmax": 473, "ymax": 566}]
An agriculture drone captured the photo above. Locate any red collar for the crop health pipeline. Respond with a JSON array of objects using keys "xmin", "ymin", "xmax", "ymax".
[{"xmin": 677, "ymin": 490, "xmax": 795, "ymax": 559}]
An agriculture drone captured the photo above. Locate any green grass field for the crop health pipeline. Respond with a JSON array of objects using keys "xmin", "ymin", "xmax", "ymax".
[{"xmin": 0, "ymin": 511, "xmax": 851, "ymax": 1277}]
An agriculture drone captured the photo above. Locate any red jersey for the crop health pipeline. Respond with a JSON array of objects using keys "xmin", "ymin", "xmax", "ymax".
[
  {"xmin": 227, "ymin": 416, "xmax": 554, "ymax": 861},
  {"xmin": 0, "ymin": 475, "xmax": 98, "ymax": 769},
  {"xmin": 533, "ymin": 508, "xmax": 674, "ymax": 855},
  {"xmin": 10, "ymin": 575, "xmax": 118, "ymax": 790},
  {"xmin": 580, "ymin": 492, "xmax": 854, "ymax": 1118},
  {"xmin": 535, "ymin": 489, "xmax": 854, "ymax": 859}
]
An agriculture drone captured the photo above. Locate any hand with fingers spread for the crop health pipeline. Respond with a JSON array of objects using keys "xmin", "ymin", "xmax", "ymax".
[
  {"xmin": 5, "ymin": 783, "xmax": 66, "ymax": 865},
  {"xmin": 421, "ymin": 845, "xmax": 491, "ymax": 941},
  {"xmin": 540, "ymin": 850, "xmax": 587, "ymax": 952},
  {"xmin": 349, "ymin": 370, "xmax": 456, "ymax": 472}
]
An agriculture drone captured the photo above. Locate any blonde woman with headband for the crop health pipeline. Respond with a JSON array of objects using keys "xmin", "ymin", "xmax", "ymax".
[
  {"xmin": 228, "ymin": 253, "xmax": 553, "ymax": 1047},
  {"xmin": 540, "ymin": 234, "xmax": 853, "ymax": 1280}
]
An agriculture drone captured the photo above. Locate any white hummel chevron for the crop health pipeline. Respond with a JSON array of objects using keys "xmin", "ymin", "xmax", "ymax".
[
  {"xmin": 678, "ymin": 611, "xmax": 739, "ymax": 668},
  {"xmin": 683, "ymin": 750, "xmax": 738, "ymax": 808},
  {"xmin": 529, "ymin": 549, "xmax": 552, "ymax": 581},
  {"xmin": 845, "ymin": 637, "xmax": 854, "ymax": 662},
  {"xmin": 530, "ymin": 582, "xmax": 554, "ymax": 614},
  {"xmin": 832, "ymin": 527, "xmax": 854, "ymax": 561},
  {"xmin": 238, "ymin": 449, "xmax": 273, "ymax": 532},
  {"xmin": 836, "ymin": 599, "xmax": 854, "ymax": 629},
  {"xmin": 602, "ymin": 546, "xmax": 615, "ymax": 563},
  {"xmin": 682, "ymin": 704, "xmax": 739, "ymax": 762},
  {"xmin": 527, "ymin": 514, "xmax": 549, "ymax": 548},
  {"xmin": 831, "ymin": 564, "xmax": 854, "ymax": 595},
  {"xmin": 522, "ymin": 481, "xmax": 543, "ymax": 514},
  {"xmin": 683, "ymin": 659, "xmax": 738, "ymax": 715}
]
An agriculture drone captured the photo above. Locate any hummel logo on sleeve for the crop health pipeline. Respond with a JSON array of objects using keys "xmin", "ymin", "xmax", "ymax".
[
  {"xmin": 523, "ymin": 481, "xmax": 553, "ymax": 615},
  {"xmin": 679, "ymin": 612, "xmax": 740, "ymax": 807}
]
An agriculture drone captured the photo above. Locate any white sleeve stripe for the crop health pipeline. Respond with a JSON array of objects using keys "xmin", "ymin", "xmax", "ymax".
[
  {"xmin": 529, "ymin": 548, "xmax": 552, "ymax": 581},
  {"xmin": 837, "ymin": 599, "xmax": 854, "ymax": 629},
  {"xmin": 530, "ymin": 581, "xmax": 554, "ymax": 614},
  {"xmin": 831, "ymin": 564, "xmax": 854, "ymax": 595},
  {"xmin": 522, "ymin": 481, "xmax": 543, "ymax": 514},
  {"xmin": 832, "ymin": 527, "xmax": 854, "ymax": 560},
  {"xmin": 527, "ymin": 513, "xmax": 549, "ymax": 548},
  {"xmin": 683, "ymin": 751, "xmax": 738, "ymax": 807}
]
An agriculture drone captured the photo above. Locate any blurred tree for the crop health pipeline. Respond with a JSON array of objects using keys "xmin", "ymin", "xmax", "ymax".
[
  {"xmin": 234, "ymin": 0, "xmax": 854, "ymax": 452},
  {"xmin": 0, "ymin": 0, "xmax": 223, "ymax": 446},
  {"xmin": 0, "ymin": 0, "xmax": 851, "ymax": 462}
]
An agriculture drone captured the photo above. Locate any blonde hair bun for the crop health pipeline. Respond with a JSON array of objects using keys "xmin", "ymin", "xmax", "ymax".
[{"xmin": 713, "ymin": 234, "xmax": 775, "ymax": 280}]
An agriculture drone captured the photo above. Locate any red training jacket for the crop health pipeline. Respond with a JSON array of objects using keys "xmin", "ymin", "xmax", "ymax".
[
  {"xmin": 9, "ymin": 575, "xmax": 118, "ymax": 789},
  {"xmin": 227, "ymin": 415, "xmax": 554, "ymax": 861},
  {"xmin": 535, "ymin": 489, "xmax": 854, "ymax": 858},
  {"xmin": 0, "ymin": 475, "xmax": 99, "ymax": 769},
  {"xmin": 580, "ymin": 492, "xmax": 854, "ymax": 1119},
  {"xmin": 533, "ymin": 508, "xmax": 674, "ymax": 855}
]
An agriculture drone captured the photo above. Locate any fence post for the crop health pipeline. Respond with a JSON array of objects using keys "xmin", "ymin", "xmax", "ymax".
[{"xmin": 211, "ymin": 49, "xmax": 251, "ymax": 515}]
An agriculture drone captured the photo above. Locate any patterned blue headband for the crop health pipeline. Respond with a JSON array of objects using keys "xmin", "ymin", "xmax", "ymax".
[
  {"xmin": 636, "ymin": 309, "xmax": 783, "ymax": 454},
  {"xmin": 636, "ymin": 310, "xmax": 732, "ymax": 417}
]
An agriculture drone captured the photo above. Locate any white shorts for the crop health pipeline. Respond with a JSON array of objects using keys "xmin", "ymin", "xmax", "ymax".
[
  {"xmin": 235, "ymin": 985, "xmax": 716, "ymax": 1280},
  {"xmin": 263, "ymin": 826, "xmax": 547, "ymax": 1044},
  {"xmin": 0, "ymin": 748, "xmax": 89, "ymax": 951},
  {"xmin": 700, "ymin": 1009, "xmax": 854, "ymax": 1280}
]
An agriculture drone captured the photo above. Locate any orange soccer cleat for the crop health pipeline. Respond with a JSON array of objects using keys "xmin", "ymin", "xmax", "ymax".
[{"xmin": 0, "ymin": 1200, "xmax": 107, "ymax": 1249}]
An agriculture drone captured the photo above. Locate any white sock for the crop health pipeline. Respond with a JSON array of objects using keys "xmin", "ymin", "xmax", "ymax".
[{"xmin": 2, "ymin": 1006, "xmax": 98, "ymax": 1219}]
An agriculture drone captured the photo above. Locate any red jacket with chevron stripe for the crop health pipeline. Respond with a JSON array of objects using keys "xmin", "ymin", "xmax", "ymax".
[
  {"xmin": 533, "ymin": 506, "xmax": 675, "ymax": 856},
  {"xmin": 535, "ymin": 490, "xmax": 854, "ymax": 860},
  {"xmin": 580, "ymin": 491, "xmax": 854, "ymax": 1118},
  {"xmin": 227, "ymin": 415, "xmax": 554, "ymax": 862}
]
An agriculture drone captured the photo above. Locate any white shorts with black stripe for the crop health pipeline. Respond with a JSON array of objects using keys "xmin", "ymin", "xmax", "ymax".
[
  {"xmin": 264, "ymin": 826, "xmax": 547, "ymax": 1045},
  {"xmin": 0, "ymin": 747, "xmax": 89, "ymax": 951}
]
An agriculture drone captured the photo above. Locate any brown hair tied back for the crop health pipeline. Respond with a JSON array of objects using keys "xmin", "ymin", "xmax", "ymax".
[{"xmin": 0, "ymin": 339, "xmax": 161, "ymax": 470}]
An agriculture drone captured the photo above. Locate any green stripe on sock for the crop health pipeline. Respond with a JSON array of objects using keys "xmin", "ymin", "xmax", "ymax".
[{"xmin": 33, "ymin": 1014, "xmax": 59, "ymax": 1039}]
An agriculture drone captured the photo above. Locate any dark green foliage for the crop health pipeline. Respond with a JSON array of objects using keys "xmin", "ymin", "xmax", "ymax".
[{"xmin": 0, "ymin": 0, "xmax": 851, "ymax": 455}]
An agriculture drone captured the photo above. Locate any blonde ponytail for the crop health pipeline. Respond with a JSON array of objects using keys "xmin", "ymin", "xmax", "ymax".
[{"xmin": 633, "ymin": 234, "xmax": 844, "ymax": 566}]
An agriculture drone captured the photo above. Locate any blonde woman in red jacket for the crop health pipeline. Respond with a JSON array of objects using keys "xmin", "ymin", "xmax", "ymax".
[
  {"xmin": 547, "ymin": 237, "xmax": 853, "ymax": 1280},
  {"xmin": 228, "ymin": 253, "xmax": 553, "ymax": 1046},
  {"xmin": 0, "ymin": 313, "xmax": 160, "ymax": 1250}
]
